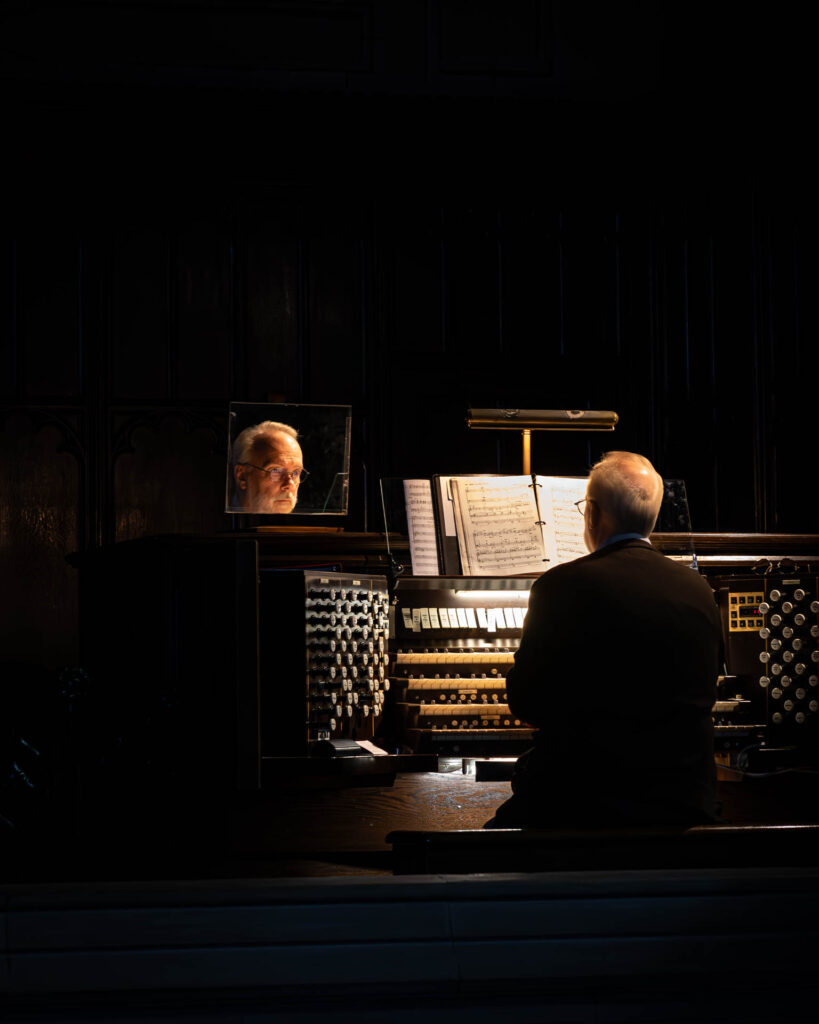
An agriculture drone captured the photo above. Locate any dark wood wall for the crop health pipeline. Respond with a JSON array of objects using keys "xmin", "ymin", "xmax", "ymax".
[{"xmin": 2, "ymin": 1, "xmax": 816, "ymax": 671}]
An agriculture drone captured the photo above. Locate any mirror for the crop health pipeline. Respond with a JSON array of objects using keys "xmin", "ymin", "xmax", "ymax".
[{"xmin": 226, "ymin": 402, "xmax": 351, "ymax": 516}]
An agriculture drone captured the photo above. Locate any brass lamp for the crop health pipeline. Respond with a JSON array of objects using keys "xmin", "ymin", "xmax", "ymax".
[{"xmin": 466, "ymin": 408, "xmax": 619, "ymax": 474}]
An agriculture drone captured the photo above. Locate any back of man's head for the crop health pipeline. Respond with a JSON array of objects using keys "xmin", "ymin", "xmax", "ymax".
[{"xmin": 588, "ymin": 451, "xmax": 664, "ymax": 538}]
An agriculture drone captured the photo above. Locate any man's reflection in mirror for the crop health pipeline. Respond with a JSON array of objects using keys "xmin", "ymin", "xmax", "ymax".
[{"xmin": 230, "ymin": 421, "xmax": 308, "ymax": 513}]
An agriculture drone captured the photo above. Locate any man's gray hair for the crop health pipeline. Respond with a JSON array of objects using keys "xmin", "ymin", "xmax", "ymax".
[
  {"xmin": 589, "ymin": 451, "xmax": 664, "ymax": 537},
  {"xmin": 232, "ymin": 420, "xmax": 299, "ymax": 466}
]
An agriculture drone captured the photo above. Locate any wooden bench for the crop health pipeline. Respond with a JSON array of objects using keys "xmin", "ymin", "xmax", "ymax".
[{"xmin": 387, "ymin": 823, "xmax": 819, "ymax": 874}]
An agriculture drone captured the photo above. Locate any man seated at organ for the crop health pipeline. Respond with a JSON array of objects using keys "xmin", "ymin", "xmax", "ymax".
[
  {"xmin": 487, "ymin": 450, "xmax": 724, "ymax": 828},
  {"xmin": 230, "ymin": 420, "xmax": 307, "ymax": 514}
]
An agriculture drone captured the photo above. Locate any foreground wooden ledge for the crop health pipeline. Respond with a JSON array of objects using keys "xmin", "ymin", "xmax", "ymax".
[
  {"xmin": 2, "ymin": 867, "xmax": 819, "ymax": 1011},
  {"xmin": 387, "ymin": 823, "xmax": 819, "ymax": 874}
]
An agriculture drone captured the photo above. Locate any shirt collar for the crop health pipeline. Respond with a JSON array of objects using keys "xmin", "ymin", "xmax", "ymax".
[{"xmin": 599, "ymin": 532, "xmax": 651, "ymax": 550}]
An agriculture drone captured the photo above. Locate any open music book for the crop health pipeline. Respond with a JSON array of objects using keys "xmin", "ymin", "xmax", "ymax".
[
  {"xmin": 402, "ymin": 474, "xmax": 588, "ymax": 576},
  {"xmin": 450, "ymin": 475, "xmax": 588, "ymax": 575}
]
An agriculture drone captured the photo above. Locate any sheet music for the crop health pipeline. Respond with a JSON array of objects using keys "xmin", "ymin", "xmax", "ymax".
[
  {"xmin": 539, "ymin": 475, "xmax": 588, "ymax": 566},
  {"xmin": 446, "ymin": 473, "xmax": 589, "ymax": 576},
  {"xmin": 432, "ymin": 474, "xmax": 506, "ymax": 574},
  {"xmin": 450, "ymin": 476, "xmax": 546, "ymax": 575},
  {"xmin": 403, "ymin": 479, "xmax": 440, "ymax": 575}
]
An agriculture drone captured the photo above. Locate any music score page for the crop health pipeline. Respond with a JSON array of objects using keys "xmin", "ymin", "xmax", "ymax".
[
  {"xmin": 450, "ymin": 475, "xmax": 588, "ymax": 576},
  {"xmin": 403, "ymin": 479, "xmax": 441, "ymax": 575},
  {"xmin": 541, "ymin": 475, "xmax": 588, "ymax": 565}
]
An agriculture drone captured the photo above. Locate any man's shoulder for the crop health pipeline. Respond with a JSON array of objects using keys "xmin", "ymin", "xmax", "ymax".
[
  {"xmin": 536, "ymin": 540, "xmax": 650, "ymax": 576},
  {"xmin": 532, "ymin": 541, "xmax": 708, "ymax": 590},
  {"xmin": 602, "ymin": 541, "xmax": 713, "ymax": 583},
  {"xmin": 530, "ymin": 549, "xmax": 601, "ymax": 592}
]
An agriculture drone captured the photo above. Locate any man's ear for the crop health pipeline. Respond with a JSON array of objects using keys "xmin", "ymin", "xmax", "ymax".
[{"xmin": 234, "ymin": 464, "xmax": 247, "ymax": 490}]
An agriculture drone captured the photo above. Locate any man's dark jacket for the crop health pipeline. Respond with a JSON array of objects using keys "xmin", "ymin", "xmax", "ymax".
[{"xmin": 491, "ymin": 538, "xmax": 724, "ymax": 827}]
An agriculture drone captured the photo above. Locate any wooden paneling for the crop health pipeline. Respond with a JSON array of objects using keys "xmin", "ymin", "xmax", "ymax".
[
  {"xmin": 112, "ymin": 414, "xmax": 226, "ymax": 542},
  {"xmin": 3, "ymin": 849, "xmax": 819, "ymax": 1022},
  {"xmin": 0, "ymin": 413, "xmax": 80, "ymax": 668},
  {"xmin": 0, "ymin": 240, "xmax": 15, "ymax": 399}
]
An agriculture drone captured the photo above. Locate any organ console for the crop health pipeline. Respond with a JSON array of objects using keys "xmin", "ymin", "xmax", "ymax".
[
  {"xmin": 61, "ymin": 530, "xmax": 819, "ymax": 883},
  {"xmin": 71, "ymin": 531, "xmax": 819, "ymax": 802},
  {"xmin": 381, "ymin": 556, "xmax": 819, "ymax": 768}
]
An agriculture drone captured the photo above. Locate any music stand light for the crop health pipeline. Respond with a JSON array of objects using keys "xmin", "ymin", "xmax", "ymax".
[{"xmin": 466, "ymin": 408, "xmax": 619, "ymax": 474}]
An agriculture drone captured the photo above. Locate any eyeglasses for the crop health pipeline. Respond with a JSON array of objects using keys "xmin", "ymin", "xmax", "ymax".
[
  {"xmin": 239, "ymin": 463, "xmax": 309, "ymax": 483},
  {"xmin": 574, "ymin": 499, "xmax": 588, "ymax": 516}
]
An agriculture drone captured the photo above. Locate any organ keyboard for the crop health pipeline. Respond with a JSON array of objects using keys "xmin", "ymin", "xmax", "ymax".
[{"xmin": 388, "ymin": 576, "xmax": 536, "ymax": 755}]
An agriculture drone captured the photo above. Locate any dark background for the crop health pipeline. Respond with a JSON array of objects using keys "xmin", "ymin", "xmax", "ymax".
[{"xmin": 2, "ymin": 1, "xmax": 816, "ymax": 673}]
